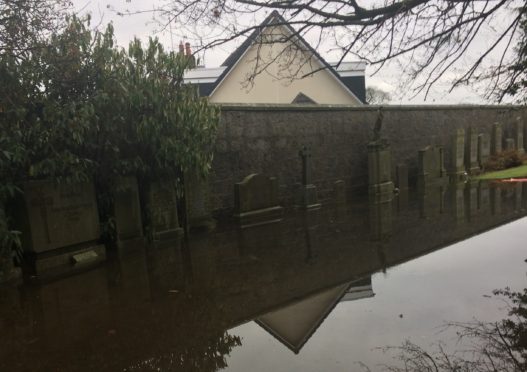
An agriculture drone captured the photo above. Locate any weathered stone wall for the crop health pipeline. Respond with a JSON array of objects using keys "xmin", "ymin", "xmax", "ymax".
[{"xmin": 210, "ymin": 104, "xmax": 527, "ymax": 212}]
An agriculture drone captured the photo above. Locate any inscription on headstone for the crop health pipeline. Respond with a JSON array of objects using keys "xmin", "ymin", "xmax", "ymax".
[
  {"xmin": 23, "ymin": 181, "xmax": 100, "ymax": 253},
  {"xmin": 478, "ymin": 133, "xmax": 490, "ymax": 169},
  {"xmin": 234, "ymin": 174, "xmax": 284, "ymax": 228},
  {"xmin": 491, "ymin": 122, "xmax": 502, "ymax": 155}
]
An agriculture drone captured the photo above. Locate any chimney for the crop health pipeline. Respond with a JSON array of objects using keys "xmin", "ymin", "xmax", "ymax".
[
  {"xmin": 185, "ymin": 42, "xmax": 192, "ymax": 56},
  {"xmin": 179, "ymin": 41, "xmax": 184, "ymax": 55}
]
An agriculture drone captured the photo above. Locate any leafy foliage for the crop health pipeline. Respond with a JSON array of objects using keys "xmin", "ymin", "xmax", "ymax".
[
  {"xmin": 0, "ymin": 16, "xmax": 219, "ymax": 254},
  {"xmin": 483, "ymin": 150, "xmax": 524, "ymax": 172}
]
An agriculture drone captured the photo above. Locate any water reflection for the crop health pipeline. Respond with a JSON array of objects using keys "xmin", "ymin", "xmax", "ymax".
[{"xmin": 0, "ymin": 181, "xmax": 526, "ymax": 371}]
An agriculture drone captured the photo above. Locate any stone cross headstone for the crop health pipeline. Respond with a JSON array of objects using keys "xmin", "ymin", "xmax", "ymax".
[
  {"xmin": 234, "ymin": 173, "xmax": 284, "ymax": 228},
  {"xmin": 449, "ymin": 129, "xmax": 466, "ymax": 182},
  {"xmin": 478, "ymin": 133, "xmax": 490, "ymax": 169},
  {"xmin": 297, "ymin": 146, "xmax": 321, "ymax": 209},
  {"xmin": 515, "ymin": 117, "xmax": 525, "ymax": 155},
  {"xmin": 491, "ymin": 122, "xmax": 502, "ymax": 155},
  {"xmin": 465, "ymin": 128, "xmax": 480, "ymax": 175}
]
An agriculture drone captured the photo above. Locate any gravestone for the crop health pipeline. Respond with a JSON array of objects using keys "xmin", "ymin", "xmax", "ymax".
[
  {"xmin": 234, "ymin": 174, "xmax": 284, "ymax": 228},
  {"xmin": 368, "ymin": 140, "xmax": 394, "ymax": 202},
  {"xmin": 297, "ymin": 146, "xmax": 321, "ymax": 209},
  {"xmin": 490, "ymin": 185, "xmax": 502, "ymax": 215},
  {"xmin": 333, "ymin": 180, "xmax": 346, "ymax": 205},
  {"xmin": 18, "ymin": 180, "xmax": 105, "ymax": 275},
  {"xmin": 417, "ymin": 145, "xmax": 447, "ymax": 188},
  {"xmin": 465, "ymin": 128, "xmax": 480, "ymax": 175},
  {"xmin": 515, "ymin": 117, "xmax": 525, "ymax": 155},
  {"xmin": 451, "ymin": 182, "xmax": 466, "ymax": 225},
  {"xmin": 114, "ymin": 177, "xmax": 143, "ymax": 248},
  {"xmin": 0, "ymin": 204, "xmax": 21, "ymax": 284},
  {"xmin": 491, "ymin": 122, "xmax": 502, "ymax": 155},
  {"xmin": 395, "ymin": 164, "xmax": 408, "ymax": 190},
  {"xmin": 147, "ymin": 180, "xmax": 183, "ymax": 240},
  {"xmin": 449, "ymin": 129, "xmax": 466, "ymax": 182},
  {"xmin": 185, "ymin": 171, "xmax": 216, "ymax": 231},
  {"xmin": 466, "ymin": 181, "xmax": 478, "ymax": 220},
  {"xmin": 505, "ymin": 138, "xmax": 515, "ymax": 150},
  {"xmin": 418, "ymin": 185, "xmax": 445, "ymax": 219},
  {"xmin": 478, "ymin": 133, "xmax": 490, "ymax": 169},
  {"xmin": 369, "ymin": 198, "xmax": 392, "ymax": 240}
]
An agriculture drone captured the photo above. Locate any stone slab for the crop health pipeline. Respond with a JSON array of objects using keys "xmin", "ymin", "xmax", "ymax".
[
  {"xmin": 147, "ymin": 181, "xmax": 183, "ymax": 240},
  {"xmin": 449, "ymin": 129, "xmax": 466, "ymax": 180},
  {"xmin": 22, "ymin": 180, "xmax": 100, "ymax": 254},
  {"xmin": 395, "ymin": 164, "xmax": 408, "ymax": 190},
  {"xmin": 465, "ymin": 128, "xmax": 480, "ymax": 175},
  {"xmin": 114, "ymin": 177, "xmax": 143, "ymax": 241},
  {"xmin": 491, "ymin": 123, "xmax": 502, "ymax": 155},
  {"xmin": 478, "ymin": 133, "xmax": 490, "ymax": 168}
]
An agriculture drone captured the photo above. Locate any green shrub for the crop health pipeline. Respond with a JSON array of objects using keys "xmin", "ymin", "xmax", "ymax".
[{"xmin": 483, "ymin": 150, "xmax": 524, "ymax": 171}]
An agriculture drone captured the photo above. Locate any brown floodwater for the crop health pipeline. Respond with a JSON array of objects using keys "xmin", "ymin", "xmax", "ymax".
[{"xmin": 0, "ymin": 181, "xmax": 526, "ymax": 371}]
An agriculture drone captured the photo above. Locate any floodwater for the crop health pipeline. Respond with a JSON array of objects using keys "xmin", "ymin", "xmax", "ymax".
[{"xmin": 0, "ymin": 181, "xmax": 526, "ymax": 371}]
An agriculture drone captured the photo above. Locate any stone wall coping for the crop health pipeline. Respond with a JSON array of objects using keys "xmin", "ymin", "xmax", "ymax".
[{"xmin": 217, "ymin": 103, "xmax": 525, "ymax": 112}]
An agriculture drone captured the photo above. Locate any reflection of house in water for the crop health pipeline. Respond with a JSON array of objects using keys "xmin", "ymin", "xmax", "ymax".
[{"xmin": 255, "ymin": 278, "xmax": 374, "ymax": 354}]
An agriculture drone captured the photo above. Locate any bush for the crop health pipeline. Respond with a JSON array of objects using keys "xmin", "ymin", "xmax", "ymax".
[{"xmin": 483, "ymin": 150, "xmax": 524, "ymax": 171}]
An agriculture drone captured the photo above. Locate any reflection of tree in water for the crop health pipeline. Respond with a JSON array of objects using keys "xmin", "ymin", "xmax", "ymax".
[
  {"xmin": 125, "ymin": 332, "xmax": 241, "ymax": 372},
  {"xmin": 362, "ymin": 283, "xmax": 526, "ymax": 372}
]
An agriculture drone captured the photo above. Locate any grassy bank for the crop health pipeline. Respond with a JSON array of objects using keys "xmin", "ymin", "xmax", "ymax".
[{"xmin": 477, "ymin": 164, "xmax": 527, "ymax": 180}]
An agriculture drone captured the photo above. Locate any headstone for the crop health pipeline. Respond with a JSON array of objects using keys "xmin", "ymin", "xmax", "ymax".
[
  {"xmin": 477, "ymin": 133, "xmax": 490, "ymax": 169},
  {"xmin": 515, "ymin": 117, "xmax": 525, "ymax": 155},
  {"xmin": 369, "ymin": 199, "xmax": 392, "ymax": 240},
  {"xmin": 417, "ymin": 145, "xmax": 447, "ymax": 188},
  {"xmin": 368, "ymin": 140, "xmax": 394, "ymax": 202},
  {"xmin": 114, "ymin": 177, "xmax": 143, "ymax": 248},
  {"xmin": 18, "ymin": 180, "xmax": 105, "ymax": 275},
  {"xmin": 465, "ymin": 128, "xmax": 480, "ymax": 175},
  {"xmin": 234, "ymin": 174, "xmax": 284, "ymax": 228},
  {"xmin": 491, "ymin": 122, "xmax": 502, "ymax": 155},
  {"xmin": 0, "ymin": 204, "xmax": 21, "ymax": 284},
  {"xmin": 185, "ymin": 171, "xmax": 216, "ymax": 231},
  {"xmin": 449, "ymin": 129, "xmax": 466, "ymax": 182},
  {"xmin": 395, "ymin": 164, "xmax": 408, "ymax": 190},
  {"xmin": 147, "ymin": 180, "xmax": 183, "ymax": 240},
  {"xmin": 419, "ymin": 185, "xmax": 445, "ymax": 219},
  {"xmin": 297, "ymin": 146, "xmax": 321, "ymax": 209},
  {"xmin": 505, "ymin": 138, "xmax": 515, "ymax": 150},
  {"xmin": 466, "ymin": 181, "xmax": 478, "ymax": 220}
]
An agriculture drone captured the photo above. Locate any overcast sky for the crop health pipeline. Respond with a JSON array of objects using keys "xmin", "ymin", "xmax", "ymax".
[{"xmin": 72, "ymin": 0, "xmax": 518, "ymax": 105}]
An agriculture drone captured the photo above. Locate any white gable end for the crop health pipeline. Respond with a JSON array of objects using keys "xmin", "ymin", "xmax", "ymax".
[{"xmin": 209, "ymin": 25, "xmax": 362, "ymax": 105}]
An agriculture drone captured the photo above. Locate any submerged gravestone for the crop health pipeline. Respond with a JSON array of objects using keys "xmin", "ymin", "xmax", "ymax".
[
  {"xmin": 478, "ymin": 133, "xmax": 491, "ymax": 169},
  {"xmin": 452, "ymin": 182, "xmax": 466, "ymax": 225},
  {"xmin": 18, "ymin": 180, "xmax": 105, "ymax": 274},
  {"xmin": 114, "ymin": 177, "xmax": 143, "ymax": 248},
  {"xmin": 333, "ymin": 180, "xmax": 346, "ymax": 205},
  {"xmin": 449, "ymin": 129, "xmax": 466, "ymax": 182},
  {"xmin": 505, "ymin": 138, "xmax": 516, "ymax": 150},
  {"xmin": 234, "ymin": 174, "xmax": 284, "ymax": 228},
  {"xmin": 491, "ymin": 122, "xmax": 502, "ymax": 155},
  {"xmin": 465, "ymin": 128, "xmax": 480, "ymax": 175},
  {"xmin": 297, "ymin": 146, "xmax": 321, "ymax": 209},
  {"xmin": 147, "ymin": 180, "xmax": 183, "ymax": 240},
  {"xmin": 418, "ymin": 185, "xmax": 445, "ymax": 219},
  {"xmin": 417, "ymin": 145, "xmax": 447, "ymax": 188},
  {"xmin": 478, "ymin": 181, "xmax": 490, "ymax": 212},
  {"xmin": 515, "ymin": 117, "xmax": 525, "ymax": 155}
]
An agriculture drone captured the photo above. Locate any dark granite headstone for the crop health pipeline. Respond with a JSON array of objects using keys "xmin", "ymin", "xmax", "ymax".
[{"xmin": 234, "ymin": 174, "xmax": 284, "ymax": 228}]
